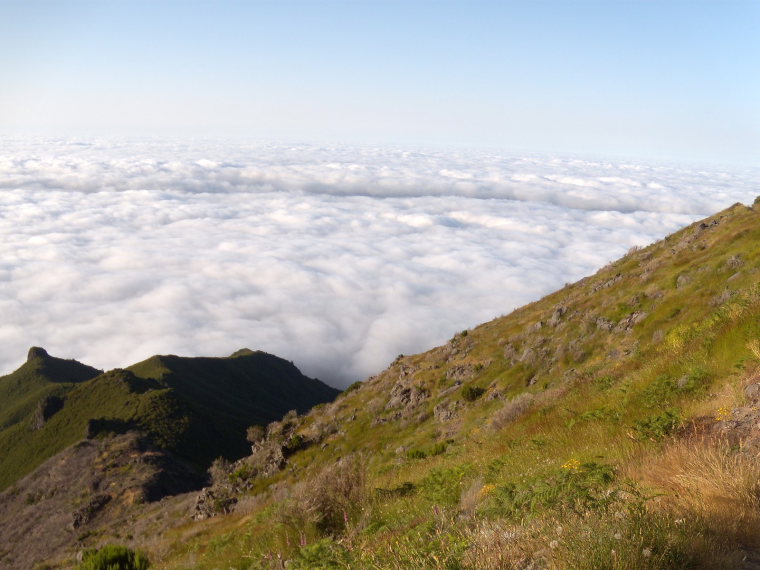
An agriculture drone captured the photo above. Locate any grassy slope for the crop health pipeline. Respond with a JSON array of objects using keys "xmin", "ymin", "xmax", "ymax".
[
  {"xmin": 0, "ymin": 348, "xmax": 101, "ymax": 430},
  {"xmin": 127, "ymin": 349, "xmax": 341, "ymax": 461},
  {"xmin": 129, "ymin": 349, "xmax": 339, "ymax": 428},
  {"xmin": 154, "ymin": 201, "xmax": 760, "ymax": 569},
  {"xmin": 0, "ymin": 351, "xmax": 340, "ymax": 492}
]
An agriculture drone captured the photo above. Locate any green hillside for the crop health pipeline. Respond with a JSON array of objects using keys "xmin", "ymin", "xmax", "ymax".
[
  {"xmin": 0, "ymin": 347, "xmax": 101, "ymax": 431},
  {"xmin": 0, "ymin": 349, "xmax": 339, "ymax": 492},
  {"xmin": 127, "ymin": 349, "xmax": 341, "ymax": 462},
  {"xmin": 146, "ymin": 200, "xmax": 760, "ymax": 569}
]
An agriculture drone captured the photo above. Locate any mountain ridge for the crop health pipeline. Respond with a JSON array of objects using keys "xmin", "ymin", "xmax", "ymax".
[{"xmin": 0, "ymin": 348, "xmax": 339, "ymax": 493}]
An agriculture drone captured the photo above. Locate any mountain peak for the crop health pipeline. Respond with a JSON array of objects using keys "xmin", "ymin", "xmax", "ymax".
[
  {"xmin": 26, "ymin": 347, "xmax": 49, "ymax": 362},
  {"xmin": 230, "ymin": 348, "xmax": 256, "ymax": 358}
]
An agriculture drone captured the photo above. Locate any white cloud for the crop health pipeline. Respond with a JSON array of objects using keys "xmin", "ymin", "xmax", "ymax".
[{"xmin": 0, "ymin": 137, "xmax": 757, "ymax": 386}]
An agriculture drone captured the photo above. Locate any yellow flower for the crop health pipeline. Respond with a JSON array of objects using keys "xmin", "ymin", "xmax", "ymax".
[
  {"xmin": 715, "ymin": 406, "xmax": 731, "ymax": 421},
  {"xmin": 561, "ymin": 458, "xmax": 581, "ymax": 471},
  {"xmin": 480, "ymin": 483, "xmax": 496, "ymax": 497}
]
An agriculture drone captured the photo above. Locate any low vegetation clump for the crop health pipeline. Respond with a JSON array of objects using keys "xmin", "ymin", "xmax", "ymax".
[{"xmin": 77, "ymin": 545, "xmax": 149, "ymax": 570}]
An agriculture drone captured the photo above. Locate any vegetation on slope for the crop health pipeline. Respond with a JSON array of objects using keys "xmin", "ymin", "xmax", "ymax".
[
  {"xmin": 0, "ymin": 347, "xmax": 100, "ymax": 431},
  {"xmin": 145, "ymin": 200, "xmax": 760, "ymax": 569},
  {"xmin": 128, "ymin": 349, "xmax": 340, "ymax": 461},
  {"xmin": 0, "ymin": 349, "xmax": 339, "ymax": 492}
]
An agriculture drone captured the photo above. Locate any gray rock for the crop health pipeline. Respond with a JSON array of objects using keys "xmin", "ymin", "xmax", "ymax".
[
  {"xmin": 446, "ymin": 365, "xmax": 477, "ymax": 381},
  {"xmin": 434, "ymin": 401, "xmax": 460, "ymax": 423},
  {"xmin": 549, "ymin": 306, "xmax": 567, "ymax": 326},
  {"xmin": 385, "ymin": 380, "xmax": 429, "ymax": 410},
  {"xmin": 71, "ymin": 493, "xmax": 111, "ymax": 529},
  {"xmin": 596, "ymin": 317, "xmax": 615, "ymax": 332},
  {"xmin": 676, "ymin": 273, "xmax": 691, "ymax": 288},
  {"xmin": 745, "ymin": 383, "xmax": 760, "ymax": 403}
]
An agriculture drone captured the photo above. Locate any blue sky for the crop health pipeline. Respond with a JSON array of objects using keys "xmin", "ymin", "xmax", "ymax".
[{"xmin": 1, "ymin": 0, "xmax": 757, "ymax": 164}]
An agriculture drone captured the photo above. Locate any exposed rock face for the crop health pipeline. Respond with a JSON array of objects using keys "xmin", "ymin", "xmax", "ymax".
[
  {"xmin": 708, "ymin": 382, "xmax": 760, "ymax": 452},
  {"xmin": 745, "ymin": 383, "xmax": 760, "ymax": 402},
  {"xmin": 434, "ymin": 401, "xmax": 461, "ymax": 423},
  {"xmin": 251, "ymin": 441, "xmax": 287, "ymax": 478},
  {"xmin": 71, "ymin": 494, "xmax": 111, "ymax": 529},
  {"xmin": 592, "ymin": 273, "xmax": 623, "ymax": 292},
  {"xmin": 0, "ymin": 432, "xmax": 203, "ymax": 570},
  {"xmin": 30, "ymin": 396, "xmax": 64, "ymax": 431},
  {"xmin": 385, "ymin": 379, "xmax": 429, "ymax": 411},
  {"xmin": 596, "ymin": 317, "xmax": 615, "ymax": 332},
  {"xmin": 615, "ymin": 311, "xmax": 648, "ymax": 333},
  {"xmin": 446, "ymin": 365, "xmax": 476, "ymax": 381},
  {"xmin": 193, "ymin": 487, "xmax": 237, "ymax": 521},
  {"xmin": 548, "ymin": 306, "xmax": 567, "ymax": 326}
]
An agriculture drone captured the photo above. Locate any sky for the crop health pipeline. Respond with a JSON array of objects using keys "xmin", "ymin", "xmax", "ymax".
[
  {"xmin": 0, "ymin": 0, "xmax": 758, "ymax": 164},
  {"xmin": 0, "ymin": 2, "xmax": 758, "ymax": 386}
]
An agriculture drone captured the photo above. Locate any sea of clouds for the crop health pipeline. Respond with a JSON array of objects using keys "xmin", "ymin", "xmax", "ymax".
[{"xmin": 0, "ymin": 138, "xmax": 756, "ymax": 387}]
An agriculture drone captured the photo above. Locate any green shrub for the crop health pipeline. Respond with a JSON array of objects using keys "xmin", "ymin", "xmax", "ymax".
[
  {"xmin": 77, "ymin": 545, "xmax": 149, "ymax": 570},
  {"xmin": 640, "ymin": 375, "xmax": 678, "ymax": 407},
  {"xmin": 340, "ymin": 381, "xmax": 363, "ymax": 396},
  {"xmin": 634, "ymin": 409, "xmax": 682, "ymax": 441},
  {"xmin": 594, "ymin": 375, "xmax": 615, "ymax": 391},
  {"xmin": 568, "ymin": 406, "xmax": 621, "ymax": 428},
  {"xmin": 421, "ymin": 464, "xmax": 474, "ymax": 505},
  {"xmin": 461, "ymin": 386, "xmax": 486, "ymax": 402},
  {"xmin": 289, "ymin": 537, "xmax": 350, "ymax": 569},
  {"xmin": 482, "ymin": 462, "xmax": 616, "ymax": 518}
]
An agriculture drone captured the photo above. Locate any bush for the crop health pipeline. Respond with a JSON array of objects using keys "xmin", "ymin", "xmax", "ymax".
[
  {"xmin": 407, "ymin": 449, "xmax": 426, "ymax": 460},
  {"xmin": 279, "ymin": 455, "xmax": 367, "ymax": 536},
  {"xmin": 633, "ymin": 409, "xmax": 681, "ymax": 441},
  {"xmin": 482, "ymin": 462, "xmax": 616, "ymax": 518},
  {"xmin": 422, "ymin": 464, "xmax": 475, "ymax": 505},
  {"xmin": 461, "ymin": 386, "xmax": 486, "ymax": 402},
  {"xmin": 490, "ymin": 393, "xmax": 534, "ymax": 430},
  {"xmin": 341, "ymin": 381, "xmax": 363, "ymax": 396},
  {"xmin": 78, "ymin": 545, "xmax": 149, "ymax": 570},
  {"xmin": 289, "ymin": 537, "xmax": 351, "ymax": 569},
  {"xmin": 245, "ymin": 424, "xmax": 265, "ymax": 444}
]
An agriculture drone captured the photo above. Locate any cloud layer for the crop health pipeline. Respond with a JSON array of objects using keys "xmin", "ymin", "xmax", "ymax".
[{"xmin": 0, "ymin": 138, "xmax": 756, "ymax": 386}]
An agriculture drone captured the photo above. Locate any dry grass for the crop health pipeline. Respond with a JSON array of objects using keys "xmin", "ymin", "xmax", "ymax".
[
  {"xmin": 458, "ymin": 476, "xmax": 484, "ymax": 519},
  {"xmin": 628, "ymin": 437, "xmax": 760, "ymax": 549},
  {"xmin": 277, "ymin": 454, "xmax": 368, "ymax": 537},
  {"xmin": 490, "ymin": 393, "xmax": 534, "ymax": 431},
  {"xmin": 462, "ymin": 519, "xmax": 543, "ymax": 570},
  {"xmin": 748, "ymin": 339, "xmax": 760, "ymax": 360}
]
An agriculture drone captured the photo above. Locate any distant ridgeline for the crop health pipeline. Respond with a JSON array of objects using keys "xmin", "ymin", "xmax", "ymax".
[{"xmin": 0, "ymin": 346, "xmax": 340, "ymax": 491}]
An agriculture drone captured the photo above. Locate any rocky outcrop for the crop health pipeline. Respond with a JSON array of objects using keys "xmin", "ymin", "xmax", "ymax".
[
  {"xmin": 434, "ymin": 401, "xmax": 461, "ymax": 423},
  {"xmin": 385, "ymin": 377, "xmax": 429, "ymax": 411},
  {"xmin": 0, "ymin": 431, "xmax": 203, "ymax": 570},
  {"xmin": 193, "ymin": 487, "xmax": 237, "ymax": 521},
  {"xmin": 614, "ymin": 311, "xmax": 648, "ymax": 333},
  {"xmin": 30, "ymin": 396, "xmax": 64, "ymax": 431},
  {"xmin": 71, "ymin": 494, "xmax": 111, "ymax": 529}
]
